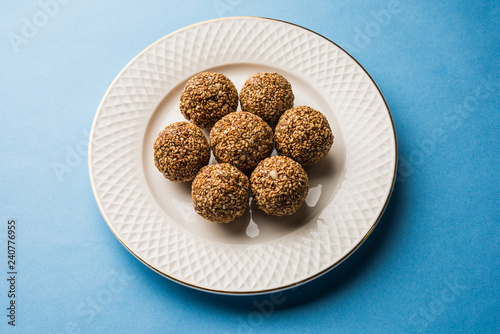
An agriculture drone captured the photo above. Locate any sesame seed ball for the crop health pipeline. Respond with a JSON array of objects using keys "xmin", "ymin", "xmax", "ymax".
[
  {"xmin": 180, "ymin": 72, "xmax": 239, "ymax": 128},
  {"xmin": 153, "ymin": 122, "xmax": 210, "ymax": 182},
  {"xmin": 275, "ymin": 106, "xmax": 334, "ymax": 165},
  {"xmin": 192, "ymin": 163, "xmax": 250, "ymax": 223},
  {"xmin": 250, "ymin": 156, "xmax": 309, "ymax": 216},
  {"xmin": 210, "ymin": 111, "xmax": 274, "ymax": 173},
  {"xmin": 240, "ymin": 72, "xmax": 294, "ymax": 124}
]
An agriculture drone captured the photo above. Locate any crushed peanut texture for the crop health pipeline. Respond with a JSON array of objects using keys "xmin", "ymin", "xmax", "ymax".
[
  {"xmin": 180, "ymin": 72, "xmax": 238, "ymax": 128},
  {"xmin": 153, "ymin": 122, "xmax": 210, "ymax": 182},
  {"xmin": 275, "ymin": 105, "xmax": 334, "ymax": 165},
  {"xmin": 250, "ymin": 156, "xmax": 309, "ymax": 216},
  {"xmin": 192, "ymin": 163, "xmax": 250, "ymax": 223},
  {"xmin": 240, "ymin": 72, "xmax": 294, "ymax": 124},
  {"xmin": 210, "ymin": 111, "xmax": 274, "ymax": 173}
]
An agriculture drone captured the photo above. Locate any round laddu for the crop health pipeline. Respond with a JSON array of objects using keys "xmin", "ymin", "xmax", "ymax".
[
  {"xmin": 192, "ymin": 163, "xmax": 250, "ymax": 223},
  {"xmin": 210, "ymin": 111, "xmax": 274, "ymax": 173},
  {"xmin": 250, "ymin": 156, "xmax": 309, "ymax": 216},
  {"xmin": 153, "ymin": 122, "xmax": 210, "ymax": 182},
  {"xmin": 239, "ymin": 72, "xmax": 294, "ymax": 124},
  {"xmin": 180, "ymin": 72, "xmax": 239, "ymax": 128},
  {"xmin": 274, "ymin": 106, "xmax": 334, "ymax": 165}
]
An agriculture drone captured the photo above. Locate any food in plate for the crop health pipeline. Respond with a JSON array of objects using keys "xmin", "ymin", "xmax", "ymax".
[
  {"xmin": 179, "ymin": 71, "xmax": 238, "ymax": 128},
  {"xmin": 274, "ymin": 105, "xmax": 333, "ymax": 165},
  {"xmin": 239, "ymin": 72, "xmax": 294, "ymax": 124},
  {"xmin": 250, "ymin": 156, "xmax": 309, "ymax": 216},
  {"xmin": 156, "ymin": 72, "xmax": 331, "ymax": 221},
  {"xmin": 192, "ymin": 163, "xmax": 250, "ymax": 223},
  {"xmin": 153, "ymin": 122, "xmax": 210, "ymax": 182},
  {"xmin": 209, "ymin": 111, "xmax": 273, "ymax": 173}
]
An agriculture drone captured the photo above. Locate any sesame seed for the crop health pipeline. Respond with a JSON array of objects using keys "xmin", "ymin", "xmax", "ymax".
[
  {"xmin": 250, "ymin": 156, "xmax": 309, "ymax": 216},
  {"xmin": 240, "ymin": 72, "xmax": 294, "ymax": 124},
  {"xmin": 209, "ymin": 111, "xmax": 273, "ymax": 173},
  {"xmin": 180, "ymin": 72, "xmax": 239, "ymax": 128},
  {"xmin": 153, "ymin": 122, "xmax": 210, "ymax": 182},
  {"xmin": 274, "ymin": 106, "xmax": 334, "ymax": 165},
  {"xmin": 192, "ymin": 163, "xmax": 250, "ymax": 223}
]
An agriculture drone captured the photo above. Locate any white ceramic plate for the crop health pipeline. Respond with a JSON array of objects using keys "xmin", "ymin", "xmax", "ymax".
[{"xmin": 89, "ymin": 17, "xmax": 397, "ymax": 295}]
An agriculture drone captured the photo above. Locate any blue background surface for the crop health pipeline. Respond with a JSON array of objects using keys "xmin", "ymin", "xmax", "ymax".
[{"xmin": 1, "ymin": 0, "xmax": 499, "ymax": 333}]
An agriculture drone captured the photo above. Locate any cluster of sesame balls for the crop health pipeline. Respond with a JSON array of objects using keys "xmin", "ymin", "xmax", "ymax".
[{"xmin": 153, "ymin": 71, "xmax": 334, "ymax": 223}]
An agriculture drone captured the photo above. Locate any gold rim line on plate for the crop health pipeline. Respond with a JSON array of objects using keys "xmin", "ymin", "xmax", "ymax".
[{"xmin": 88, "ymin": 16, "xmax": 398, "ymax": 296}]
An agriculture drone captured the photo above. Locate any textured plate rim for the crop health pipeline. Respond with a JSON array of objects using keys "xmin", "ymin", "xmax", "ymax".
[{"xmin": 88, "ymin": 16, "xmax": 398, "ymax": 295}]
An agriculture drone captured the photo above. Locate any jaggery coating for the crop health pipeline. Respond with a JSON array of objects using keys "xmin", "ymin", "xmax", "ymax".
[
  {"xmin": 274, "ymin": 106, "xmax": 334, "ymax": 165},
  {"xmin": 210, "ymin": 111, "xmax": 274, "ymax": 173},
  {"xmin": 239, "ymin": 72, "xmax": 294, "ymax": 124},
  {"xmin": 153, "ymin": 122, "xmax": 210, "ymax": 182},
  {"xmin": 250, "ymin": 156, "xmax": 309, "ymax": 216},
  {"xmin": 192, "ymin": 163, "xmax": 250, "ymax": 223},
  {"xmin": 180, "ymin": 72, "xmax": 239, "ymax": 128}
]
